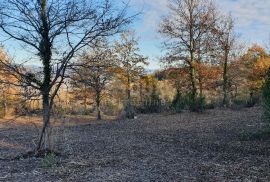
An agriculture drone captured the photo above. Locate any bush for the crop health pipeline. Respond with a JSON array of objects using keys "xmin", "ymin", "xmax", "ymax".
[
  {"xmin": 263, "ymin": 70, "xmax": 270, "ymax": 123},
  {"xmin": 171, "ymin": 90, "xmax": 185, "ymax": 113},
  {"xmin": 247, "ymin": 92, "xmax": 260, "ymax": 108},
  {"xmin": 102, "ymin": 101, "xmax": 122, "ymax": 116},
  {"xmin": 204, "ymin": 102, "xmax": 215, "ymax": 110},
  {"xmin": 137, "ymin": 96, "xmax": 162, "ymax": 114},
  {"xmin": 136, "ymin": 82, "xmax": 162, "ymax": 114},
  {"xmin": 148, "ymin": 88, "xmax": 162, "ymax": 113},
  {"xmin": 187, "ymin": 93, "xmax": 206, "ymax": 112},
  {"xmin": 40, "ymin": 153, "xmax": 57, "ymax": 169},
  {"xmin": 240, "ymin": 128, "xmax": 270, "ymax": 141},
  {"xmin": 125, "ymin": 101, "xmax": 135, "ymax": 119},
  {"xmin": 68, "ymin": 105, "xmax": 95, "ymax": 115},
  {"xmin": 230, "ymin": 98, "xmax": 247, "ymax": 110}
]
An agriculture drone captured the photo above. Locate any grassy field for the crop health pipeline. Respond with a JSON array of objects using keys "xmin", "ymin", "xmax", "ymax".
[{"xmin": 0, "ymin": 107, "xmax": 269, "ymax": 181}]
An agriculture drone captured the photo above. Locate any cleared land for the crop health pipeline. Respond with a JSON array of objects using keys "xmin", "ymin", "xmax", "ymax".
[{"xmin": 0, "ymin": 107, "xmax": 269, "ymax": 181}]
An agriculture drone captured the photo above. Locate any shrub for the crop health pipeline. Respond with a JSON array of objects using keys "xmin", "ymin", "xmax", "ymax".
[
  {"xmin": 246, "ymin": 91, "xmax": 261, "ymax": 108},
  {"xmin": 40, "ymin": 153, "xmax": 57, "ymax": 169},
  {"xmin": 148, "ymin": 86, "xmax": 162, "ymax": 113},
  {"xmin": 204, "ymin": 102, "xmax": 215, "ymax": 110},
  {"xmin": 171, "ymin": 90, "xmax": 185, "ymax": 113},
  {"xmin": 240, "ymin": 128, "xmax": 270, "ymax": 141},
  {"xmin": 230, "ymin": 98, "xmax": 247, "ymax": 110},
  {"xmin": 137, "ymin": 95, "xmax": 162, "ymax": 114},
  {"xmin": 187, "ymin": 93, "xmax": 206, "ymax": 112},
  {"xmin": 136, "ymin": 82, "xmax": 162, "ymax": 114},
  {"xmin": 262, "ymin": 70, "xmax": 270, "ymax": 123},
  {"xmin": 101, "ymin": 101, "xmax": 122, "ymax": 116},
  {"xmin": 125, "ymin": 101, "xmax": 135, "ymax": 119}
]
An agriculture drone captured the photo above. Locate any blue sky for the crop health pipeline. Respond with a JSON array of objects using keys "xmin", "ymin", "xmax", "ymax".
[
  {"xmin": 128, "ymin": 0, "xmax": 270, "ymax": 69},
  {"xmin": 2, "ymin": 0, "xmax": 270, "ymax": 69}
]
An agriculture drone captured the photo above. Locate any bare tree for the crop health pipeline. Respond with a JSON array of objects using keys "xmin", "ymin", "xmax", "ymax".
[
  {"xmin": 0, "ymin": 0, "xmax": 133, "ymax": 153},
  {"xmin": 159, "ymin": 0, "xmax": 217, "ymax": 107},
  {"xmin": 114, "ymin": 32, "xmax": 148, "ymax": 119},
  {"xmin": 212, "ymin": 14, "xmax": 236, "ymax": 107},
  {"xmin": 71, "ymin": 40, "xmax": 115, "ymax": 120}
]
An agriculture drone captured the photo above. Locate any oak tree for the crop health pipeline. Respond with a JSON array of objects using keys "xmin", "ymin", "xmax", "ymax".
[
  {"xmin": 114, "ymin": 32, "xmax": 148, "ymax": 119},
  {"xmin": 159, "ymin": 0, "xmax": 217, "ymax": 109},
  {"xmin": 0, "ymin": 0, "xmax": 132, "ymax": 152}
]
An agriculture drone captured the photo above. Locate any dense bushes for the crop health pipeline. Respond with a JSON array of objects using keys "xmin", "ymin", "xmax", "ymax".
[
  {"xmin": 171, "ymin": 90, "xmax": 185, "ymax": 113},
  {"xmin": 136, "ymin": 90, "xmax": 207, "ymax": 114},
  {"xmin": 136, "ymin": 85, "xmax": 162, "ymax": 113},
  {"xmin": 188, "ymin": 95, "xmax": 206, "ymax": 112},
  {"xmin": 125, "ymin": 101, "xmax": 135, "ymax": 119},
  {"xmin": 230, "ymin": 94, "xmax": 261, "ymax": 110},
  {"xmin": 136, "ymin": 99, "xmax": 162, "ymax": 114},
  {"xmin": 263, "ymin": 70, "xmax": 270, "ymax": 123}
]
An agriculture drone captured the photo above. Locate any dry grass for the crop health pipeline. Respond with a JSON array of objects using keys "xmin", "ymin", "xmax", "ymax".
[{"xmin": 0, "ymin": 107, "xmax": 269, "ymax": 181}]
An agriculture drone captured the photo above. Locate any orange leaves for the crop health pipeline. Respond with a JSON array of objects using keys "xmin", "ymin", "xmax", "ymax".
[{"xmin": 240, "ymin": 45, "xmax": 270, "ymax": 91}]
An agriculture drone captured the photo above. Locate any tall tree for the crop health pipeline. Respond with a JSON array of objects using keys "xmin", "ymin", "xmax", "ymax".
[
  {"xmin": 212, "ymin": 14, "xmax": 236, "ymax": 107},
  {"xmin": 159, "ymin": 0, "xmax": 217, "ymax": 107},
  {"xmin": 0, "ymin": 0, "xmax": 132, "ymax": 152},
  {"xmin": 114, "ymin": 32, "xmax": 148, "ymax": 119},
  {"xmin": 71, "ymin": 41, "xmax": 115, "ymax": 120},
  {"xmin": 241, "ymin": 45, "xmax": 270, "ymax": 103}
]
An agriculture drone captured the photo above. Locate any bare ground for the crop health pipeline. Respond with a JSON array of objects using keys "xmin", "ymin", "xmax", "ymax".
[{"xmin": 0, "ymin": 107, "xmax": 270, "ymax": 181}]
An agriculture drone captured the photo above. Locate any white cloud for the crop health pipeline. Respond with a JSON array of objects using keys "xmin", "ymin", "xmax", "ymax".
[
  {"xmin": 219, "ymin": 0, "xmax": 270, "ymax": 27},
  {"xmin": 219, "ymin": 0, "xmax": 270, "ymax": 44},
  {"xmin": 129, "ymin": 0, "xmax": 168, "ymax": 38},
  {"xmin": 130, "ymin": 0, "xmax": 270, "ymax": 44}
]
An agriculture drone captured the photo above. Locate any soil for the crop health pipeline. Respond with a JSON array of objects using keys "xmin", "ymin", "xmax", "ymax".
[{"xmin": 0, "ymin": 107, "xmax": 269, "ymax": 181}]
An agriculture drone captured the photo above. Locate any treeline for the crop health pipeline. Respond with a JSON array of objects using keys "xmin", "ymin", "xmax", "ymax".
[{"xmin": 0, "ymin": 43, "xmax": 269, "ymax": 117}]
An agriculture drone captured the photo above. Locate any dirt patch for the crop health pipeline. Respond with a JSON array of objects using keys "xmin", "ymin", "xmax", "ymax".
[{"xmin": 0, "ymin": 107, "xmax": 269, "ymax": 181}]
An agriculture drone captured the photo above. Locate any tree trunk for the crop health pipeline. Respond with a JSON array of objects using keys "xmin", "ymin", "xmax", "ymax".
[
  {"xmin": 126, "ymin": 76, "xmax": 135, "ymax": 119},
  {"xmin": 190, "ymin": 69, "xmax": 196, "ymax": 101},
  {"xmin": 37, "ymin": 92, "xmax": 51, "ymax": 151},
  {"xmin": 223, "ymin": 49, "xmax": 229, "ymax": 107},
  {"xmin": 96, "ymin": 91, "xmax": 101, "ymax": 120},
  {"xmin": 198, "ymin": 76, "xmax": 203, "ymax": 99},
  {"xmin": 197, "ymin": 40, "xmax": 203, "ymax": 99},
  {"xmin": 36, "ymin": 0, "xmax": 53, "ymax": 152},
  {"xmin": 189, "ymin": 11, "xmax": 197, "ymax": 106},
  {"xmin": 84, "ymin": 92, "xmax": 87, "ymax": 115},
  {"xmin": 190, "ymin": 51, "xmax": 197, "ymax": 104},
  {"xmin": 139, "ymin": 81, "xmax": 143, "ymax": 104}
]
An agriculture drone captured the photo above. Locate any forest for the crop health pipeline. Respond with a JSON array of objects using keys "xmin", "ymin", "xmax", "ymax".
[{"xmin": 0, "ymin": 0, "xmax": 270, "ymax": 181}]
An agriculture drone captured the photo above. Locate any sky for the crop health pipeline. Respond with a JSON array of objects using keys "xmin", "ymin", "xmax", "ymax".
[
  {"xmin": 1, "ymin": 0, "xmax": 270, "ymax": 70},
  {"xmin": 127, "ymin": 0, "xmax": 270, "ymax": 69}
]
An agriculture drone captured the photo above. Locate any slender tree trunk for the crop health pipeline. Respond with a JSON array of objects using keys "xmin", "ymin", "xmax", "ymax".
[
  {"xmin": 83, "ymin": 87, "xmax": 87, "ymax": 114},
  {"xmin": 190, "ymin": 51, "xmax": 197, "ymax": 104},
  {"xmin": 235, "ymin": 86, "xmax": 238, "ymax": 99},
  {"xmin": 127, "ymin": 75, "xmax": 131, "ymax": 101},
  {"xmin": 96, "ymin": 91, "xmax": 101, "ymax": 120},
  {"xmin": 139, "ymin": 80, "xmax": 143, "ymax": 104},
  {"xmin": 126, "ymin": 75, "xmax": 135, "ymax": 119},
  {"xmin": 198, "ymin": 76, "xmax": 203, "ymax": 99},
  {"xmin": 197, "ymin": 40, "xmax": 203, "ymax": 99},
  {"xmin": 37, "ymin": 92, "xmax": 51, "ymax": 151},
  {"xmin": 127, "ymin": 87, "xmax": 131, "ymax": 103},
  {"xmin": 189, "ymin": 10, "xmax": 197, "ymax": 106},
  {"xmin": 223, "ymin": 49, "xmax": 229, "ymax": 107}
]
